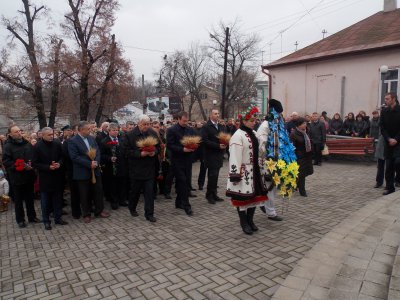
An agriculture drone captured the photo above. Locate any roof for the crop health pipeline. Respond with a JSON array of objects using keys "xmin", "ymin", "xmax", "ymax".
[{"xmin": 264, "ymin": 8, "xmax": 400, "ymax": 69}]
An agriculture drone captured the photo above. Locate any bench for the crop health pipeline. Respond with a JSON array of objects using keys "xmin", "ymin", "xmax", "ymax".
[{"xmin": 325, "ymin": 136, "xmax": 375, "ymax": 156}]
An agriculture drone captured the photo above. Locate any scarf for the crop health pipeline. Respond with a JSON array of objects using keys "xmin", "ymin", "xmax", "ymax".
[{"xmin": 297, "ymin": 127, "xmax": 312, "ymax": 152}]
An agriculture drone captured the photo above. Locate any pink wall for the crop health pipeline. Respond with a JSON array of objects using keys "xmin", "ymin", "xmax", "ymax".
[{"xmin": 268, "ymin": 48, "xmax": 400, "ymax": 118}]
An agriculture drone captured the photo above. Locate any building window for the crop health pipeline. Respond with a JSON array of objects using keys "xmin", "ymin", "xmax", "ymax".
[
  {"xmin": 381, "ymin": 68, "xmax": 399, "ymax": 104},
  {"xmin": 200, "ymin": 93, "xmax": 208, "ymax": 100}
]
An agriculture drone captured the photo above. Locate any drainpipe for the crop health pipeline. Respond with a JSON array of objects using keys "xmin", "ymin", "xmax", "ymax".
[{"xmin": 261, "ymin": 67, "xmax": 272, "ymax": 113}]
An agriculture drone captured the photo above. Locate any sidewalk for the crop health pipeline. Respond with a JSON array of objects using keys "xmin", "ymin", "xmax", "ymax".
[{"xmin": 0, "ymin": 160, "xmax": 383, "ymax": 299}]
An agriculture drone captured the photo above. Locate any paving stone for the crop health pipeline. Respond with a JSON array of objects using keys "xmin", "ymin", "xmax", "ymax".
[{"xmin": 360, "ymin": 281, "xmax": 388, "ymax": 299}]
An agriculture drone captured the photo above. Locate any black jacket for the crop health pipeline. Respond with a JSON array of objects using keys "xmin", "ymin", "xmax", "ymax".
[
  {"xmin": 124, "ymin": 127, "xmax": 159, "ymax": 180},
  {"xmin": 343, "ymin": 119, "xmax": 355, "ymax": 135},
  {"xmin": 100, "ymin": 136, "xmax": 127, "ymax": 177},
  {"xmin": 380, "ymin": 104, "xmax": 400, "ymax": 158},
  {"xmin": 166, "ymin": 124, "xmax": 197, "ymax": 161},
  {"xmin": 32, "ymin": 139, "xmax": 64, "ymax": 192},
  {"xmin": 328, "ymin": 119, "xmax": 343, "ymax": 135},
  {"xmin": 309, "ymin": 120, "xmax": 326, "ymax": 144},
  {"xmin": 202, "ymin": 120, "xmax": 226, "ymax": 169},
  {"xmin": 2, "ymin": 137, "xmax": 35, "ymax": 186},
  {"xmin": 290, "ymin": 129, "xmax": 313, "ymax": 177}
]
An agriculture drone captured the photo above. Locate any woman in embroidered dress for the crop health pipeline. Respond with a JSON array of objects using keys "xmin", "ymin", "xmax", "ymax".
[
  {"xmin": 290, "ymin": 118, "xmax": 314, "ymax": 197},
  {"xmin": 226, "ymin": 106, "xmax": 268, "ymax": 235}
]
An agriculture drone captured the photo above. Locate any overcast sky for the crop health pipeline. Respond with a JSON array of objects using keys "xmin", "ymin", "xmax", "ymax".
[{"xmin": 0, "ymin": 0, "xmax": 396, "ymax": 82}]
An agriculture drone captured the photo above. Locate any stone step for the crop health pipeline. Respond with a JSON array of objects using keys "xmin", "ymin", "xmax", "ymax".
[{"xmin": 272, "ymin": 191, "xmax": 400, "ymax": 300}]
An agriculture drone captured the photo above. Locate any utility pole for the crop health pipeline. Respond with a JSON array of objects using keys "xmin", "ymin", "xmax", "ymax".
[
  {"xmin": 142, "ymin": 74, "xmax": 146, "ymax": 114},
  {"xmin": 294, "ymin": 41, "xmax": 298, "ymax": 51},
  {"xmin": 221, "ymin": 27, "xmax": 229, "ymax": 119},
  {"xmin": 322, "ymin": 29, "xmax": 327, "ymax": 39}
]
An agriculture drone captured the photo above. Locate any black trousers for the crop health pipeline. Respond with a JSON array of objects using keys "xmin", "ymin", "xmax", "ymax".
[
  {"xmin": 376, "ymin": 159, "xmax": 385, "ymax": 186},
  {"xmin": 313, "ymin": 143, "xmax": 322, "ymax": 164},
  {"xmin": 297, "ymin": 174, "xmax": 306, "ymax": 194},
  {"xmin": 129, "ymin": 178, "xmax": 154, "ymax": 217},
  {"xmin": 197, "ymin": 160, "xmax": 207, "ymax": 188},
  {"xmin": 13, "ymin": 183, "xmax": 36, "ymax": 223},
  {"xmin": 172, "ymin": 159, "xmax": 192, "ymax": 210},
  {"xmin": 206, "ymin": 167, "xmax": 220, "ymax": 197},
  {"xmin": 164, "ymin": 164, "xmax": 175, "ymax": 195},
  {"xmin": 76, "ymin": 177, "xmax": 104, "ymax": 217},
  {"xmin": 104, "ymin": 174, "xmax": 125, "ymax": 204},
  {"xmin": 68, "ymin": 176, "xmax": 81, "ymax": 218},
  {"xmin": 385, "ymin": 157, "xmax": 398, "ymax": 191}
]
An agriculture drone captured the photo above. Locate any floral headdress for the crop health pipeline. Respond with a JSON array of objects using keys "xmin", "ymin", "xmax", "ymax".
[{"xmin": 238, "ymin": 105, "xmax": 260, "ymax": 120}]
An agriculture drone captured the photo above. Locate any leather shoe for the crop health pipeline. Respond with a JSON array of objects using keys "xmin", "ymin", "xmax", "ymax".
[
  {"xmin": 111, "ymin": 203, "xmax": 119, "ymax": 210},
  {"xmin": 206, "ymin": 195, "xmax": 216, "ymax": 204},
  {"xmin": 72, "ymin": 215, "xmax": 81, "ymax": 220},
  {"xmin": 29, "ymin": 217, "xmax": 41, "ymax": 223},
  {"xmin": 44, "ymin": 223, "xmax": 52, "ymax": 230},
  {"xmin": 119, "ymin": 201, "xmax": 128, "ymax": 207},
  {"xmin": 130, "ymin": 210, "xmax": 139, "ymax": 217},
  {"xmin": 268, "ymin": 215, "xmax": 283, "ymax": 221},
  {"xmin": 83, "ymin": 216, "xmax": 91, "ymax": 223},
  {"xmin": 383, "ymin": 190, "xmax": 395, "ymax": 196},
  {"xmin": 241, "ymin": 224, "xmax": 253, "ymax": 235},
  {"xmin": 184, "ymin": 208, "xmax": 193, "ymax": 216},
  {"xmin": 190, "ymin": 188, "xmax": 196, "ymax": 191},
  {"xmin": 18, "ymin": 221, "xmax": 27, "ymax": 228},
  {"xmin": 146, "ymin": 216, "xmax": 157, "ymax": 222},
  {"xmin": 374, "ymin": 184, "xmax": 382, "ymax": 188},
  {"xmin": 98, "ymin": 211, "xmax": 110, "ymax": 218},
  {"xmin": 214, "ymin": 195, "xmax": 224, "ymax": 202},
  {"xmin": 55, "ymin": 219, "xmax": 68, "ymax": 225},
  {"xmin": 175, "ymin": 205, "xmax": 184, "ymax": 210},
  {"xmin": 299, "ymin": 191, "xmax": 308, "ymax": 197},
  {"xmin": 189, "ymin": 193, "xmax": 196, "ymax": 198},
  {"xmin": 164, "ymin": 194, "xmax": 172, "ymax": 199}
]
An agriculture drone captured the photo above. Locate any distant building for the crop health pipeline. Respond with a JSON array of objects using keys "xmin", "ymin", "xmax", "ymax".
[
  {"xmin": 183, "ymin": 85, "xmax": 222, "ymax": 121},
  {"xmin": 262, "ymin": 0, "xmax": 400, "ymax": 118}
]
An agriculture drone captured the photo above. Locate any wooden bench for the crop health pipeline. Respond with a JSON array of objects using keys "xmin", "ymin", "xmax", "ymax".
[{"xmin": 325, "ymin": 136, "xmax": 375, "ymax": 156}]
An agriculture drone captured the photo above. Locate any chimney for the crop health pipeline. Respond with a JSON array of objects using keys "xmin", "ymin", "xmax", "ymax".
[{"xmin": 384, "ymin": 0, "xmax": 397, "ymax": 12}]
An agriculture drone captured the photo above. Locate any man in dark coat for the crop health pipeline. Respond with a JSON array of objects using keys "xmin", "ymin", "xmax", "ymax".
[
  {"xmin": 2, "ymin": 125, "xmax": 39, "ymax": 228},
  {"xmin": 100, "ymin": 122, "xmax": 128, "ymax": 210},
  {"xmin": 33, "ymin": 127, "xmax": 68, "ymax": 230},
  {"xmin": 166, "ymin": 111, "xmax": 196, "ymax": 216},
  {"xmin": 309, "ymin": 112, "xmax": 326, "ymax": 166},
  {"xmin": 124, "ymin": 115, "xmax": 158, "ymax": 222},
  {"xmin": 202, "ymin": 109, "xmax": 226, "ymax": 204},
  {"xmin": 68, "ymin": 121, "xmax": 109, "ymax": 223},
  {"xmin": 380, "ymin": 92, "xmax": 400, "ymax": 195}
]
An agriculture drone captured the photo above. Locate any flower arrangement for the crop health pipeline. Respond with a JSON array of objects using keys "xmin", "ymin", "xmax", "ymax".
[
  {"xmin": 107, "ymin": 140, "xmax": 118, "ymax": 146},
  {"xmin": 217, "ymin": 132, "xmax": 231, "ymax": 146},
  {"xmin": 266, "ymin": 158, "xmax": 299, "ymax": 198},
  {"xmin": 238, "ymin": 105, "xmax": 260, "ymax": 120},
  {"xmin": 181, "ymin": 135, "xmax": 201, "ymax": 150},
  {"xmin": 15, "ymin": 159, "xmax": 25, "ymax": 171},
  {"xmin": 87, "ymin": 148, "xmax": 97, "ymax": 184},
  {"xmin": 265, "ymin": 107, "xmax": 299, "ymax": 198},
  {"xmin": 136, "ymin": 136, "xmax": 158, "ymax": 152}
]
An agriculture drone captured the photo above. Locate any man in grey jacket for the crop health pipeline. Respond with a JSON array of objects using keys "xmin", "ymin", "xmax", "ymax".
[{"xmin": 309, "ymin": 112, "xmax": 326, "ymax": 166}]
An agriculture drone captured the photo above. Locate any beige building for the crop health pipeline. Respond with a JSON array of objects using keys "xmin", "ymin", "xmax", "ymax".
[
  {"xmin": 262, "ymin": 1, "xmax": 400, "ymax": 118},
  {"xmin": 183, "ymin": 85, "xmax": 221, "ymax": 121}
]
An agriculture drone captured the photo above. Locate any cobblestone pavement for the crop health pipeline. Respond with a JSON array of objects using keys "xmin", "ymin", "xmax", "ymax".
[{"xmin": 0, "ymin": 160, "xmax": 383, "ymax": 300}]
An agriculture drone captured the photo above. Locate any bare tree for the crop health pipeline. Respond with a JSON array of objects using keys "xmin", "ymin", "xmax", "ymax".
[
  {"xmin": 209, "ymin": 20, "xmax": 260, "ymax": 118},
  {"xmin": 0, "ymin": 0, "xmax": 47, "ymax": 128},
  {"xmin": 47, "ymin": 38, "xmax": 63, "ymax": 128},
  {"xmin": 63, "ymin": 0, "xmax": 119, "ymax": 120}
]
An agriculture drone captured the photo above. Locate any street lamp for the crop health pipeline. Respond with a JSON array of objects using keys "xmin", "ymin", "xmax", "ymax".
[
  {"xmin": 380, "ymin": 65, "xmax": 389, "ymax": 74},
  {"xmin": 212, "ymin": 100, "xmax": 217, "ymax": 106}
]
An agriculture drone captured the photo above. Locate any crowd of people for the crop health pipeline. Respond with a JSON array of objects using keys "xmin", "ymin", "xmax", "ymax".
[{"xmin": 0, "ymin": 92, "xmax": 399, "ymax": 234}]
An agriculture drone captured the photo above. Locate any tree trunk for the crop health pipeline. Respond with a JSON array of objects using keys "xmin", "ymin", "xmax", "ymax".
[
  {"xmin": 188, "ymin": 94, "xmax": 195, "ymax": 120},
  {"xmin": 194, "ymin": 94, "xmax": 207, "ymax": 121},
  {"xmin": 48, "ymin": 39, "xmax": 63, "ymax": 128}
]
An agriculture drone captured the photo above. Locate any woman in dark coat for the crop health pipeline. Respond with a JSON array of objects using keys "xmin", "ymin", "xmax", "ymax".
[
  {"xmin": 328, "ymin": 113, "xmax": 343, "ymax": 135},
  {"xmin": 290, "ymin": 118, "xmax": 313, "ymax": 197},
  {"xmin": 353, "ymin": 114, "xmax": 367, "ymax": 137},
  {"xmin": 343, "ymin": 112, "xmax": 355, "ymax": 136}
]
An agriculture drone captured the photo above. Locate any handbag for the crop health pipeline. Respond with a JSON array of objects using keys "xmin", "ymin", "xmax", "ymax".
[{"xmin": 322, "ymin": 144, "xmax": 329, "ymax": 156}]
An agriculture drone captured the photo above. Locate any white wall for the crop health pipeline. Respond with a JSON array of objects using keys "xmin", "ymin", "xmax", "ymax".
[{"xmin": 268, "ymin": 48, "xmax": 400, "ymax": 118}]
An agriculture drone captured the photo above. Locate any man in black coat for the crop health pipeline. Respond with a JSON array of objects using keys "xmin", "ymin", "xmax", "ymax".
[
  {"xmin": 309, "ymin": 112, "xmax": 326, "ymax": 166},
  {"xmin": 2, "ymin": 125, "xmax": 39, "ymax": 228},
  {"xmin": 202, "ymin": 109, "xmax": 227, "ymax": 204},
  {"xmin": 100, "ymin": 122, "xmax": 128, "ymax": 210},
  {"xmin": 166, "ymin": 111, "xmax": 196, "ymax": 216},
  {"xmin": 33, "ymin": 127, "xmax": 68, "ymax": 230},
  {"xmin": 124, "ymin": 115, "xmax": 158, "ymax": 222},
  {"xmin": 380, "ymin": 92, "xmax": 400, "ymax": 195}
]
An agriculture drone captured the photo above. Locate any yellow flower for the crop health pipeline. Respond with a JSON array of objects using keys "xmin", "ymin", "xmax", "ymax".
[
  {"xmin": 272, "ymin": 173, "xmax": 281, "ymax": 185},
  {"xmin": 281, "ymin": 168, "xmax": 288, "ymax": 177},
  {"xmin": 266, "ymin": 159, "xmax": 277, "ymax": 173},
  {"xmin": 287, "ymin": 189, "xmax": 293, "ymax": 198},
  {"xmin": 277, "ymin": 159, "xmax": 286, "ymax": 169}
]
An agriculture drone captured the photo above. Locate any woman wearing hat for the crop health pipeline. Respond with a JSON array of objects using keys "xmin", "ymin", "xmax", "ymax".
[{"xmin": 226, "ymin": 106, "xmax": 268, "ymax": 235}]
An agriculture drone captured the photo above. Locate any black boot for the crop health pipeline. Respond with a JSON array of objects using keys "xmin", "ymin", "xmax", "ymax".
[
  {"xmin": 246, "ymin": 207, "xmax": 258, "ymax": 232},
  {"xmin": 237, "ymin": 208, "xmax": 253, "ymax": 235}
]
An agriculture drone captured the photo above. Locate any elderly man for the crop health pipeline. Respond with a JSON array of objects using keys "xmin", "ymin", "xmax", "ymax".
[
  {"xmin": 202, "ymin": 109, "xmax": 226, "ymax": 204},
  {"xmin": 310, "ymin": 112, "xmax": 326, "ymax": 166},
  {"xmin": 285, "ymin": 112, "xmax": 299, "ymax": 134},
  {"xmin": 33, "ymin": 127, "xmax": 68, "ymax": 230},
  {"xmin": 96, "ymin": 121, "xmax": 109, "ymax": 145},
  {"xmin": 68, "ymin": 121, "xmax": 109, "ymax": 223},
  {"xmin": 3, "ymin": 125, "xmax": 39, "ymax": 228},
  {"xmin": 124, "ymin": 115, "xmax": 158, "ymax": 222}
]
